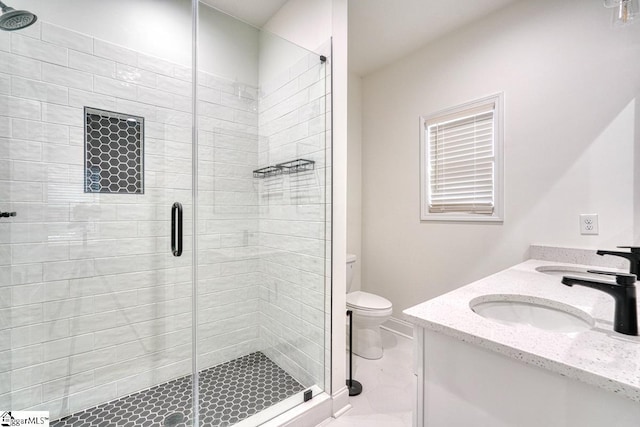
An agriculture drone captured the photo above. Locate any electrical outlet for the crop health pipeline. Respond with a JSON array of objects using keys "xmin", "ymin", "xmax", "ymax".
[{"xmin": 580, "ymin": 214, "xmax": 599, "ymax": 235}]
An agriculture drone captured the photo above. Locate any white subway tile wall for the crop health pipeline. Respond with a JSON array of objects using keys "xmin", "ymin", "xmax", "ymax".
[
  {"xmin": 195, "ymin": 52, "xmax": 261, "ymax": 373},
  {"xmin": 257, "ymin": 49, "xmax": 331, "ymax": 389},
  {"xmin": 0, "ymin": 21, "xmax": 195, "ymax": 420},
  {"xmin": 0, "ymin": 21, "xmax": 220, "ymax": 420},
  {"xmin": 0, "ymin": 20, "xmax": 330, "ymax": 421}
]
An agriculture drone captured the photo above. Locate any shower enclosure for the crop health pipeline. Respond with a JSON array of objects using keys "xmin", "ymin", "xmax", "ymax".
[{"xmin": 0, "ymin": 0, "xmax": 332, "ymax": 425}]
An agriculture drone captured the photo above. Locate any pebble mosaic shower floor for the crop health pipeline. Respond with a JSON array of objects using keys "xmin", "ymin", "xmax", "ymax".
[{"xmin": 51, "ymin": 352, "xmax": 306, "ymax": 427}]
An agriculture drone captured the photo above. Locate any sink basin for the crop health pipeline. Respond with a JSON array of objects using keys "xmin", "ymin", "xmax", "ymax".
[
  {"xmin": 470, "ymin": 295, "xmax": 594, "ymax": 333},
  {"xmin": 535, "ymin": 265, "xmax": 614, "ymax": 280}
]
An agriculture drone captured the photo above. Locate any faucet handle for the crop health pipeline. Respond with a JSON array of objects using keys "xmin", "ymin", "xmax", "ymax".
[
  {"xmin": 586, "ymin": 270, "xmax": 637, "ymax": 286},
  {"xmin": 617, "ymin": 246, "xmax": 640, "ymax": 254}
]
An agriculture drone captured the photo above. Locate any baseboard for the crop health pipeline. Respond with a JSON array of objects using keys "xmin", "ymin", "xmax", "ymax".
[
  {"xmin": 312, "ymin": 386, "xmax": 351, "ymax": 426},
  {"xmin": 381, "ymin": 316, "xmax": 414, "ymax": 339},
  {"xmin": 331, "ymin": 385, "xmax": 351, "ymax": 418}
]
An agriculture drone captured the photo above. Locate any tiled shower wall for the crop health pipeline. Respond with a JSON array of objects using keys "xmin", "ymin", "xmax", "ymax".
[
  {"xmin": 195, "ymin": 72, "xmax": 262, "ymax": 370},
  {"xmin": 0, "ymin": 21, "xmax": 262, "ymax": 419},
  {"xmin": 257, "ymin": 48, "xmax": 330, "ymax": 388}
]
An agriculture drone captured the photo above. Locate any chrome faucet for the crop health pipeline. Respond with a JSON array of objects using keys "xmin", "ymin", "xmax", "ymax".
[
  {"xmin": 596, "ymin": 246, "xmax": 640, "ymax": 276},
  {"xmin": 561, "ymin": 270, "xmax": 638, "ymax": 336}
]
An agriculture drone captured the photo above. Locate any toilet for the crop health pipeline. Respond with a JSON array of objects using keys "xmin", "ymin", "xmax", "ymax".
[{"xmin": 346, "ymin": 254, "xmax": 393, "ymax": 359}]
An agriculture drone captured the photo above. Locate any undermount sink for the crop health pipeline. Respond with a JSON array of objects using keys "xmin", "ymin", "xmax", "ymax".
[
  {"xmin": 470, "ymin": 295, "xmax": 594, "ymax": 333},
  {"xmin": 535, "ymin": 265, "xmax": 613, "ymax": 280}
]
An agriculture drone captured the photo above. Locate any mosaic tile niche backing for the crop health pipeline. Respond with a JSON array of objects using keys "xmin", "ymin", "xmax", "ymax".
[{"xmin": 85, "ymin": 107, "xmax": 144, "ymax": 194}]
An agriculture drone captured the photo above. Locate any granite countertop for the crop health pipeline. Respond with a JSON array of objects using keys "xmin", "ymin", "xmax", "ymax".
[{"xmin": 403, "ymin": 259, "xmax": 640, "ymax": 402}]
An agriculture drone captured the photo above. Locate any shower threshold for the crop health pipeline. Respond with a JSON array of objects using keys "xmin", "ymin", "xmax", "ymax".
[{"xmin": 51, "ymin": 352, "xmax": 305, "ymax": 427}]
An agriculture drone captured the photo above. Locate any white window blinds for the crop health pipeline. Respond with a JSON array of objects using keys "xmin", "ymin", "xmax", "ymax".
[{"xmin": 426, "ymin": 105, "xmax": 495, "ymax": 214}]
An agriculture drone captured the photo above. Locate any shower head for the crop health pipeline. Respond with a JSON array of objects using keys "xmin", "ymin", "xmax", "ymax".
[{"xmin": 0, "ymin": 1, "xmax": 37, "ymax": 31}]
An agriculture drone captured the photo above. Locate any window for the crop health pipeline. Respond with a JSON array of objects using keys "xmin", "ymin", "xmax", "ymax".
[{"xmin": 420, "ymin": 93, "xmax": 504, "ymax": 222}]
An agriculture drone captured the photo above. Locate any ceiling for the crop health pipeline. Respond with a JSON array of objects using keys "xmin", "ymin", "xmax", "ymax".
[
  {"xmin": 348, "ymin": 0, "xmax": 517, "ymax": 76},
  {"xmin": 200, "ymin": 0, "xmax": 518, "ymax": 76}
]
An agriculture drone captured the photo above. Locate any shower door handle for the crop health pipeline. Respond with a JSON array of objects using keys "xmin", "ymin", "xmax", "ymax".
[{"xmin": 171, "ymin": 202, "xmax": 183, "ymax": 257}]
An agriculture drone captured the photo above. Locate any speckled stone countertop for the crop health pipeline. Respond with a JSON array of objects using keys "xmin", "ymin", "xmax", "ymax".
[{"xmin": 403, "ymin": 259, "xmax": 640, "ymax": 402}]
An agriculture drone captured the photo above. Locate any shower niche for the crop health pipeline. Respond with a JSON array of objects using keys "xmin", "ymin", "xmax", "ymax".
[{"xmin": 84, "ymin": 107, "xmax": 144, "ymax": 194}]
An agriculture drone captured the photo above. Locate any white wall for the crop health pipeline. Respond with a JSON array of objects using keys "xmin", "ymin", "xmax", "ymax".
[
  {"xmin": 18, "ymin": 0, "xmax": 192, "ymax": 65},
  {"xmin": 198, "ymin": 3, "xmax": 260, "ymax": 84},
  {"xmin": 263, "ymin": 0, "xmax": 332, "ymax": 53},
  {"xmin": 347, "ymin": 72, "xmax": 362, "ymax": 292},
  {"xmin": 257, "ymin": 30, "xmax": 311, "ymax": 89},
  {"xmin": 18, "ymin": 0, "xmax": 260, "ymax": 84},
  {"xmin": 259, "ymin": 0, "xmax": 333, "ymax": 89},
  {"xmin": 329, "ymin": 0, "xmax": 348, "ymax": 411},
  {"xmin": 360, "ymin": 0, "xmax": 640, "ymax": 316}
]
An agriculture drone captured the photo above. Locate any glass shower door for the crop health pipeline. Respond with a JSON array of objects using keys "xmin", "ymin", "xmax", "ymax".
[
  {"xmin": 195, "ymin": 3, "xmax": 331, "ymax": 425},
  {"xmin": 0, "ymin": 0, "xmax": 196, "ymax": 424}
]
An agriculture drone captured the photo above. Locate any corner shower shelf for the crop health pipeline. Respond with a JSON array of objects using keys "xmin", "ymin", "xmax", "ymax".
[{"xmin": 253, "ymin": 159, "xmax": 315, "ymax": 178}]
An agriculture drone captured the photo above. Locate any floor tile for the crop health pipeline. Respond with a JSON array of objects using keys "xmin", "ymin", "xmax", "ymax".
[{"xmin": 322, "ymin": 330, "xmax": 414, "ymax": 427}]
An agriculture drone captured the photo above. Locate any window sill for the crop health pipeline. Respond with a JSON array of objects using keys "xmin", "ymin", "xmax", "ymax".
[{"xmin": 420, "ymin": 213, "xmax": 504, "ymax": 223}]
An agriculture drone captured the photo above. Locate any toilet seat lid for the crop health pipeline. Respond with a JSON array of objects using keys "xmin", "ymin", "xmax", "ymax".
[{"xmin": 347, "ymin": 291, "xmax": 392, "ymax": 310}]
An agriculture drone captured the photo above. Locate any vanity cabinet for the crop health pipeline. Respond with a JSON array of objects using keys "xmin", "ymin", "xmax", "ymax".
[
  {"xmin": 412, "ymin": 327, "xmax": 640, "ymax": 427},
  {"xmin": 405, "ymin": 256, "xmax": 640, "ymax": 427}
]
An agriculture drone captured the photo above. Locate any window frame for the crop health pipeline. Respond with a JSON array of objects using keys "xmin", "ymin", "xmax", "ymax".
[{"xmin": 419, "ymin": 93, "xmax": 504, "ymax": 223}]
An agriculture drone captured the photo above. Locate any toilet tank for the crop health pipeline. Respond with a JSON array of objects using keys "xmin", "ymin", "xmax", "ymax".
[{"xmin": 346, "ymin": 254, "xmax": 357, "ymax": 292}]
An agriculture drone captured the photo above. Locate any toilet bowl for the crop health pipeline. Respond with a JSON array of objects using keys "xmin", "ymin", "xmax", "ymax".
[{"xmin": 346, "ymin": 254, "xmax": 393, "ymax": 360}]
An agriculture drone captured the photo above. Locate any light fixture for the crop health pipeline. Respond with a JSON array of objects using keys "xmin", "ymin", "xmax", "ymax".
[{"xmin": 604, "ymin": 0, "xmax": 638, "ymax": 26}]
